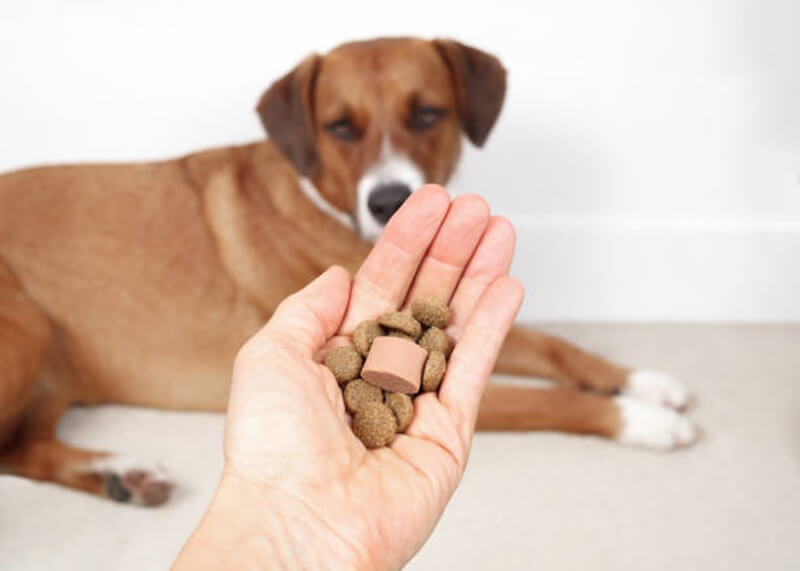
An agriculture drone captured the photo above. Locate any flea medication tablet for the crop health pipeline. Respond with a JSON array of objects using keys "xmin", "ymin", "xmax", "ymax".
[
  {"xmin": 362, "ymin": 336, "xmax": 428, "ymax": 394},
  {"xmin": 323, "ymin": 296, "xmax": 453, "ymax": 448}
]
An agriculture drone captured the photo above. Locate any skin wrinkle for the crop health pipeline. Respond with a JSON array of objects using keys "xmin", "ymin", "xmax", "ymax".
[
  {"xmin": 268, "ymin": 295, "xmax": 347, "ymax": 356},
  {"xmin": 403, "ymin": 407, "xmax": 466, "ymax": 475},
  {"xmin": 359, "ymin": 450, "xmax": 446, "ymax": 566},
  {"xmin": 221, "ymin": 472, "xmax": 372, "ymax": 568},
  {"xmin": 356, "ymin": 240, "xmax": 417, "ymax": 299}
]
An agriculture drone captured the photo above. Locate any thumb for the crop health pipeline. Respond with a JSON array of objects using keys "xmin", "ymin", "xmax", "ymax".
[{"xmin": 248, "ymin": 266, "xmax": 352, "ymax": 357}]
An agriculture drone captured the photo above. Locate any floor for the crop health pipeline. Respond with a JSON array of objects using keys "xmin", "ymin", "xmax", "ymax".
[{"xmin": 1, "ymin": 324, "xmax": 798, "ymax": 570}]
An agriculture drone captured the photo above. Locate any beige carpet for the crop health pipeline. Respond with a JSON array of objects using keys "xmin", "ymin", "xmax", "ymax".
[{"xmin": 1, "ymin": 324, "xmax": 798, "ymax": 570}]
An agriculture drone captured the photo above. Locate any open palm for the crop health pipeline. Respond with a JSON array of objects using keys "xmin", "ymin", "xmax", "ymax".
[{"xmin": 220, "ymin": 185, "xmax": 522, "ymax": 569}]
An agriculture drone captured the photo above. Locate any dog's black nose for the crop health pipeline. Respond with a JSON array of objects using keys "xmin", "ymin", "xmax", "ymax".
[{"xmin": 367, "ymin": 183, "xmax": 412, "ymax": 224}]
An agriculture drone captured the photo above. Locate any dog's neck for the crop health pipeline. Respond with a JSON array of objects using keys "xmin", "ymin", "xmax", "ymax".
[
  {"xmin": 298, "ymin": 177, "xmax": 354, "ymax": 230},
  {"xmin": 197, "ymin": 140, "xmax": 371, "ymax": 313}
]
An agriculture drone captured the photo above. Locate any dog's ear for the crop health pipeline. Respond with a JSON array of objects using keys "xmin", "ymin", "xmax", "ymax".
[
  {"xmin": 256, "ymin": 54, "xmax": 321, "ymax": 176},
  {"xmin": 433, "ymin": 39, "xmax": 507, "ymax": 147}
]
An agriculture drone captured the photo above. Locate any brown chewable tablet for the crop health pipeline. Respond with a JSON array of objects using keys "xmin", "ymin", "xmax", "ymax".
[
  {"xmin": 418, "ymin": 326, "xmax": 450, "ymax": 355},
  {"xmin": 343, "ymin": 379, "xmax": 384, "ymax": 414},
  {"xmin": 385, "ymin": 392, "xmax": 414, "ymax": 432},
  {"xmin": 362, "ymin": 336, "xmax": 427, "ymax": 393},
  {"xmin": 388, "ymin": 329, "xmax": 417, "ymax": 342},
  {"xmin": 411, "ymin": 296, "xmax": 450, "ymax": 328},
  {"xmin": 353, "ymin": 320, "xmax": 384, "ymax": 356},
  {"xmin": 422, "ymin": 350, "xmax": 446, "ymax": 392},
  {"xmin": 378, "ymin": 311, "xmax": 422, "ymax": 339},
  {"xmin": 352, "ymin": 402, "xmax": 397, "ymax": 449},
  {"xmin": 323, "ymin": 346, "xmax": 363, "ymax": 384}
]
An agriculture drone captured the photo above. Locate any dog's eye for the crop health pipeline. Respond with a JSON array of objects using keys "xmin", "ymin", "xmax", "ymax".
[
  {"xmin": 409, "ymin": 106, "xmax": 446, "ymax": 132},
  {"xmin": 324, "ymin": 118, "xmax": 360, "ymax": 141}
]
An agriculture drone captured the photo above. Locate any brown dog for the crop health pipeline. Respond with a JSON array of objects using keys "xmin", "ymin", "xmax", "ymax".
[{"xmin": 0, "ymin": 37, "xmax": 696, "ymax": 506}]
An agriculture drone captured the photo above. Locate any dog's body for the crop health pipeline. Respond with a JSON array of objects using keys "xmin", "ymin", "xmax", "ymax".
[{"xmin": 0, "ymin": 38, "xmax": 695, "ymax": 506}]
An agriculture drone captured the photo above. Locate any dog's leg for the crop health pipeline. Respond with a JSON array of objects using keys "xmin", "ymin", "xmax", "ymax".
[
  {"xmin": 495, "ymin": 325, "xmax": 690, "ymax": 409},
  {"xmin": 0, "ymin": 263, "xmax": 173, "ymax": 506},
  {"xmin": 476, "ymin": 384, "xmax": 697, "ymax": 450},
  {"xmin": 0, "ymin": 394, "xmax": 174, "ymax": 506},
  {"xmin": 0, "ymin": 260, "xmax": 51, "ymax": 450}
]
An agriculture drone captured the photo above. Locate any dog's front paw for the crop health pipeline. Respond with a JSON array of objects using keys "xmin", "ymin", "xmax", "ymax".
[
  {"xmin": 614, "ymin": 396, "xmax": 698, "ymax": 451},
  {"xmin": 92, "ymin": 456, "xmax": 174, "ymax": 507},
  {"xmin": 624, "ymin": 369, "xmax": 691, "ymax": 410}
]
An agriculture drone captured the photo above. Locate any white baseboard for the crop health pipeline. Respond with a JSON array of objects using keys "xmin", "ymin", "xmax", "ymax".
[{"xmin": 508, "ymin": 218, "xmax": 800, "ymax": 321}]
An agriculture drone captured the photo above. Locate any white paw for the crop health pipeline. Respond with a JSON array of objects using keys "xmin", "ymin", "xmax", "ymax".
[
  {"xmin": 615, "ymin": 396, "xmax": 698, "ymax": 451},
  {"xmin": 89, "ymin": 455, "xmax": 174, "ymax": 506},
  {"xmin": 624, "ymin": 369, "xmax": 691, "ymax": 410}
]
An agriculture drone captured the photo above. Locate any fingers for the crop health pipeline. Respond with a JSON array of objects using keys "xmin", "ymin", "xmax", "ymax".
[
  {"xmin": 438, "ymin": 276, "xmax": 524, "ymax": 443},
  {"xmin": 401, "ymin": 194, "xmax": 490, "ymax": 309},
  {"xmin": 447, "ymin": 216, "xmax": 516, "ymax": 340},
  {"xmin": 340, "ymin": 185, "xmax": 450, "ymax": 332},
  {"xmin": 250, "ymin": 266, "xmax": 352, "ymax": 357}
]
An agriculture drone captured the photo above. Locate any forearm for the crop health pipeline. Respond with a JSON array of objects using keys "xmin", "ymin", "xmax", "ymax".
[{"xmin": 173, "ymin": 473, "xmax": 371, "ymax": 570}]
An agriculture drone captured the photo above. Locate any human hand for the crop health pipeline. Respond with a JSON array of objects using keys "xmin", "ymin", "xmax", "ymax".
[{"xmin": 174, "ymin": 185, "xmax": 523, "ymax": 570}]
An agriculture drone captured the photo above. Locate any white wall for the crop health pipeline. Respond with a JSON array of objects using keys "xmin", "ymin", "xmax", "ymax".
[{"xmin": 1, "ymin": 0, "xmax": 798, "ymax": 321}]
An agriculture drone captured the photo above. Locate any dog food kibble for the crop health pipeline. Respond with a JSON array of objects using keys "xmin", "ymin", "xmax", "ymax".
[
  {"xmin": 352, "ymin": 402, "xmax": 397, "ymax": 449},
  {"xmin": 411, "ymin": 296, "xmax": 450, "ymax": 328},
  {"xmin": 378, "ymin": 311, "xmax": 422, "ymax": 339},
  {"xmin": 323, "ymin": 346, "xmax": 363, "ymax": 384},
  {"xmin": 388, "ymin": 329, "xmax": 417, "ymax": 341},
  {"xmin": 343, "ymin": 378, "xmax": 383, "ymax": 414},
  {"xmin": 422, "ymin": 350, "xmax": 447, "ymax": 392},
  {"xmin": 418, "ymin": 326, "xmax": 450, "ymax": 355},
  {"xmin": 353, "ymin": 320, "xmax": 383, "ymax": 356},
  {"xmin": 385, "ymin": 392, "xmax": 414, "ymax": 431},
  {"xmin": 325, "ymin": 296, "xmax": 452, "ymax": 448}
]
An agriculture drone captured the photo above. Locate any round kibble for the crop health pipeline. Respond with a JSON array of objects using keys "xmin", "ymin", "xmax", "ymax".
[
  {"xmin": 378, "ymin": 311, "xmax": 422, "ymax": 339},
  {"xmin": 385, "ymin": 392, "xmax": 414, "ymax": 432},
  {"xmin": 343, "ymin": 379, "xmax": 384, "ymax": 414},
  {"xmin": 422, "ymin": 350, "xmax": 446, "ymax": 392},
  {"xmin": 324, "ymin": 346, "xmax": 363, "ymax": 384},
  {"xmin": 388, "ymin": 329, "xmax": 417, "ymax": 342},
  {"xmin": 411, "ymin": 296, "xmax": 450, "ymax": 328},
  {"xmin": 352, "ymin": 402, "xmax": 397, "ymax": 449},
  {"xmin": 353, "ymin": 320, "xmax": 384, "ymax": 356},
  {"xmin": 418, "ymin": 327, "xmax": 450, "ymax": 355}
]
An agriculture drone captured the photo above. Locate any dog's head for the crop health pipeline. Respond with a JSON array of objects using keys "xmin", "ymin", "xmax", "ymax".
[{"xmin": 257, "ymin": 37, "xmax": 506, "ymax": 240}]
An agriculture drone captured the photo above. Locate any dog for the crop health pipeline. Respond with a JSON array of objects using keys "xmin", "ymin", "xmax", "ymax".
[{"xmin": 0, "ymin": 37, "xmax": 697, "ymax": 506}]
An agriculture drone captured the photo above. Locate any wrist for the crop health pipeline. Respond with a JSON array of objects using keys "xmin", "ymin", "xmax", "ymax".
[{"xmin": 174, "ymin": 468, "xmax": 375, "ymax": 570}]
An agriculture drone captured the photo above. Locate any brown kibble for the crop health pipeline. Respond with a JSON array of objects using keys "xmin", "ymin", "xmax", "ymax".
[
  {"xmin": 343, "ymin": 379, "xmax": 384, "ymax": 414},
  {"xmin": 378, "ymin": 311, "xmax": 422, "ymax": 339},
  {"xmin": 353, "ymin": 320, "xmax": 384, "ymax": 356},
  {"xmin": 418, "ymin": 327, "xmax": 450, "ymax": 355},
  {"xmin": 323, "ymin": 346, "xmax": 363, "ymax": 384},
  {"xmin": 385, "ymin": 392, "xmax": 414, "ymax": 432},
  {"xmin": 352, "ymin": 402, "xmax": 397, "ymax": 449},
  {"xmin": 422, "ymin": 350, "xmax": 446, "ymax": 392},
  {"xmin": 388, "ymin": 329, "xmax": 417, "ymax": 342},
  {"xmin": 411, "ymin": 296, "xmax": 450, "ymax": 328}
]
